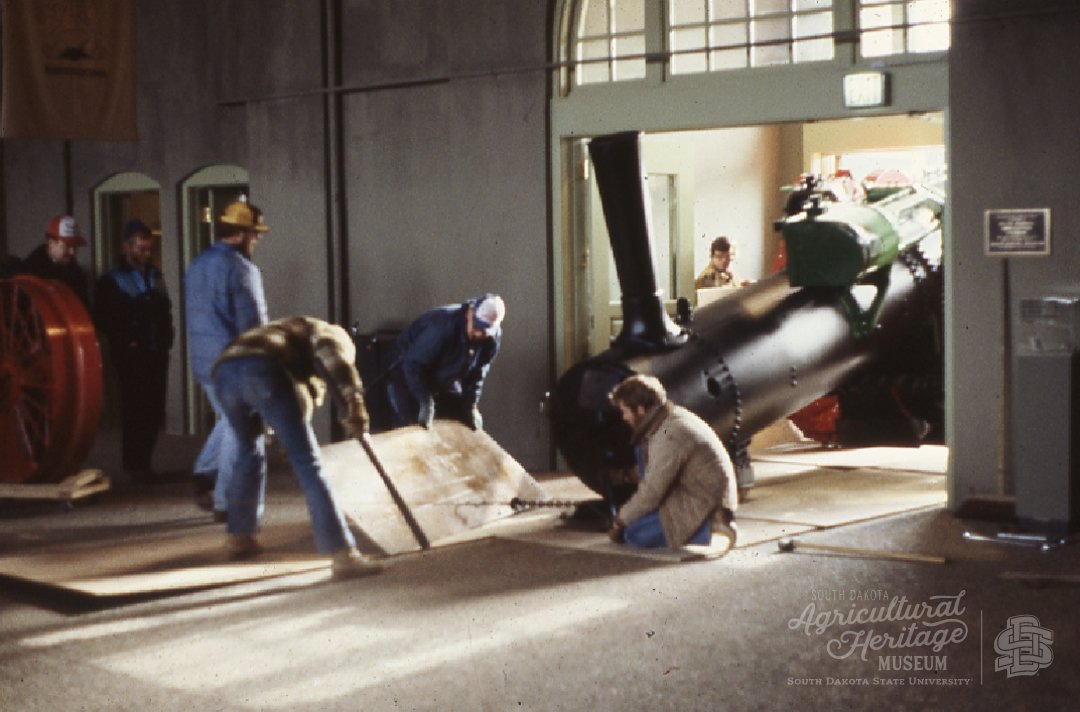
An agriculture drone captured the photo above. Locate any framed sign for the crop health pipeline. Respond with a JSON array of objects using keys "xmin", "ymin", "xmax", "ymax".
[{"xmin": 984, "ymin": 208, "xmax": 1051, "ymax": 256}]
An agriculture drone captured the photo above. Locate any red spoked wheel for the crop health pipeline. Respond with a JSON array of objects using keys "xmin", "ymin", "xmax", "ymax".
[{"xmin": 0, "ymin": 275, "xmax": 102, "ymax": 484}]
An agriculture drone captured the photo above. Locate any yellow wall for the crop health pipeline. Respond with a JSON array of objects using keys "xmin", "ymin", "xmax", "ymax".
[{"xmin": 802, "ymin": 113, "xmax": 945, "ymax": 166}]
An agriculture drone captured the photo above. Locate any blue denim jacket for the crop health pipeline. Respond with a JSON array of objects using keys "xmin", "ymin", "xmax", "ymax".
[
  {"xmin": 184, "ymin": 241, "xmax": 268, "ymax": 384},
  {"xmin": 390, "ymin": 302, "xmax": 500, "ymax": 406}
]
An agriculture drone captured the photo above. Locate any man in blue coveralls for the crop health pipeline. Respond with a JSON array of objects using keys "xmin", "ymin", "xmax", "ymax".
[{"xmin": 384, "ymin": 293, "xmax": 505, "ymax": 432}]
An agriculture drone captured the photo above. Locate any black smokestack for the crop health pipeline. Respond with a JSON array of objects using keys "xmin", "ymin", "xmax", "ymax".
[{"xmin": 588, "ymin": 132, "xmax": 687, "ymax": 352}]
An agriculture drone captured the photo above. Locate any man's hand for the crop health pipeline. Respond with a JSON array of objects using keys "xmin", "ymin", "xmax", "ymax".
[
  {"xmin": 418, "ymin": 398, "xmax": 435, "ymax": 429},
  {"xmin": 465, "ymin": 405, "xmax": 483, "ymax": 431},
  {"xmin": 342, "ymin": 399, "xmax": 370, "ymax": 437}
]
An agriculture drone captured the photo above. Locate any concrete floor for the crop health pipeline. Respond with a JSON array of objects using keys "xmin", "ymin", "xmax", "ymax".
[{"xmin": 1, "ymin": 431, "xmax": 1078, "ymax": 711}]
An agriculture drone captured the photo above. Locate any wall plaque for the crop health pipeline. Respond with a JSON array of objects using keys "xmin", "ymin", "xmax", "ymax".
[{"xmin": 985, "ymin": 208, "xmax": 1051, "ymax": 256}]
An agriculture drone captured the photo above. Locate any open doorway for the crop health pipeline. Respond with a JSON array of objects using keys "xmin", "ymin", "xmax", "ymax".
[
  {"xmin": 91, "ymin": 172, "xmax": 163, "ymax": 430},
  {"xmin": 566, "ymin": 114, "xmax": 946, "ymax": 359},
  {"xmin": 560, "ymin": 113, "xmax": 947, "ymax": 505}
]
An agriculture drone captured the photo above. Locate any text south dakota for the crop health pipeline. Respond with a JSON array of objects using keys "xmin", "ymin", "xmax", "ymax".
[{"xmin": 878, "ymin": 655, "xmax": 947, "ymax": 671}]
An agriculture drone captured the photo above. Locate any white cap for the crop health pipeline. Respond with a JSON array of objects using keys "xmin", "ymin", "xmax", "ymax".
[{"xmin": 472, "ymin": 293, "xmax": 506, "ymax": 336}]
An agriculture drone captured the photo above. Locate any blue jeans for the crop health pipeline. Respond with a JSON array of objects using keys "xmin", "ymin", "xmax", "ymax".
[
  {"xmin": 624, "ymin": 511, "xmax": 712, "ymax": 548},
  {"xmin": 193, "ymin": 382, "xmax": 242, "ymax": 513},
  {"xmin": 213, "ymin": 356, "xmax": 356, "ymax": 554}
]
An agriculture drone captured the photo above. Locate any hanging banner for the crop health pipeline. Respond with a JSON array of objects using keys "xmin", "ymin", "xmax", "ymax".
[{"xmin": 1, "ymin": 0, "xmax": 137, "ymax": 141}]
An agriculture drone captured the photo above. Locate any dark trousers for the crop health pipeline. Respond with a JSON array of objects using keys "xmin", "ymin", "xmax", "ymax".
[{"xmin": 114, "ymin": 347, "xmax": 169, "ymax": 472}]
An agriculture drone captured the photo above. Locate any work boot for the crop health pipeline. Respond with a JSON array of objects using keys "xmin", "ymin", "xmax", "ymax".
[
  {"xmin": 227, "ymin": 534, "xmax": 262, "ymax": 561},
  {"xmin": 192, "ymin": 475, "xmax": 214, "ymax": 511},
  {"xmin": 331, "ymin": 548, "xmax": 382, "ymax": 580}
]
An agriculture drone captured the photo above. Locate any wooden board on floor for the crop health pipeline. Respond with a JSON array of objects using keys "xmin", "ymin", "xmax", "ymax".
[
  {"xmin": 752, "ymin": 444, "xmax": 948, "ymax": 474},
  {"xmin": 0, "ymin": 469, "xmax": 111, "ymax": 501},
  {"xmin": 322, "ymin": 421, "xmax": 549, "ymax": 556},
  {"xmin": 0, "ymin": 521, "xmax": 328, "ymax": 598},
  {"xmin": 739, "ymin": 467, "xmax": 945, "ymax": 528}
]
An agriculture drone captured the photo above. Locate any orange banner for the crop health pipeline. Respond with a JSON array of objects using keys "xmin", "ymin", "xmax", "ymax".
[{"xmin": 1, "ymin": 0, "xmax": 136, "ymax": 141}]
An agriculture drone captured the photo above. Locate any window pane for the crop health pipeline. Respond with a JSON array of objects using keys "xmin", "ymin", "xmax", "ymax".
[
  {"xmin": 860, "ymin": 4, "xmax": 899, "ymax": 30},
  {"xmin": 711, "ymin": 0, "xmax": 748, "ymax": 21},
  {"xmin": 794, "ymin": 36, "xmax": 833, "ymax": 62},
  {"xmin": 908, "ymin": 22, "xmax": 949, "ymax": 52},
  {"xmin": 710, "ymin": 22, "xmax": 748, "ymax": 51},
  {"xmin": 671, "ymin": 27, "xmax": 709, "ymax": 74},
  {"xmin": 753, "ymin": 0, "xmax": 790, "ymax": 16},
  {"xmin": 793, "ymin": 9, "xmax": 832, "ymax": 62},
  {"xmin": 579, "ymin": 0, "xmax": 610, "ymax": 37},
  {"xmin": 615, "ymin": 0, "xmax": 646, "ymax": 33},
  {"xmin": 577, "ymin": 38, "xmax": 611, "ymax": 84},
  {"xmin": 671, "ymin": 0, "xmax": 707, "ymax": 26},
  {"xmin": 672, "ymin": 25, "xmax": 709, "ymax": 52},
  {"xmin": 613, "ymin": 33, "xmax": 647, "ymax": 79},
  {"xmin": 795, "ymin": 8, "xmax": 831, "ymax": 39},
  {"xmin": 752, "ymin": 16, "xmax": 790, "ymax": 66},
  {"xmin": 710, "ymin": 23, "xmax": 749, "ymax": 68},
  {"xmin": 795, "ymin": 0, "xmax": 832, "ymax": 10},
  {"xmin": 860, "ymin": 27, "xmax": 902, "ymax": 57},
  {"xmin": 908, "ymin": 0, "xmax": 949, "ymax": 24}
]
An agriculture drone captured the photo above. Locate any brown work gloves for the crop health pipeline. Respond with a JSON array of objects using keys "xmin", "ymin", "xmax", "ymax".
[{"xmin": 342, "ymin": 397, "xmax": 370, "ymax": 437}]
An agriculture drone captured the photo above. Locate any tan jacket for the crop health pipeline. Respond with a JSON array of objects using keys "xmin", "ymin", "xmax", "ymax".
[
  {"xmin": 618, "ymin": 401, "xmax": 738, "ymax": 547},
  {"xmin": 213, "ymin": 316, "xmax": 368, "ymax": 432},
  {"xmin": 694, "ymin": 264, "xmax": 737, "ymax": 290}
]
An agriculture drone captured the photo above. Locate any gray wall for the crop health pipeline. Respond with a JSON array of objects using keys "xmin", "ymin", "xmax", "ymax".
[
  {"xmin": 337, "ymin": 0, "xmax": 552, "ymax": 467},
  {"xmin": 1, "ymin": 0, "xmax": 554, "ymax": 471},
  {"xmin": 947, "ymin": 0, "xmax": 1080, "ymax": 507}
]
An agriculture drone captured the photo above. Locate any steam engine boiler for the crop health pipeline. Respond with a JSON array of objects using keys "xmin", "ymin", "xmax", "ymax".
[{"xmin": 547, "ymin": 132, "xmax": 945, "ymax": 502}]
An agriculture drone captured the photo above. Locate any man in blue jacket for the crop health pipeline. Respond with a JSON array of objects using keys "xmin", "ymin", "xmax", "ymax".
[
  {"xmin": 93, "ymin": 219, "xmax": 174, "ymax": 481},
  {"xmin": 184, "ymin": 201, "xmax": 270, "ymax": 516},
  {"xmin": 385, "ymin": 293, "xmax": 505, "ymax": 431}
]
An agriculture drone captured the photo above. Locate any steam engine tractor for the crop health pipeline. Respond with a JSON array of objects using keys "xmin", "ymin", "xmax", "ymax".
[{"xmin": 547, "ymin": 132, "xmax": 945, "ymax": 506}]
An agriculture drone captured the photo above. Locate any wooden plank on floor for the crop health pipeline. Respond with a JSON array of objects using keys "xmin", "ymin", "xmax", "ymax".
[
  {"xmin": 739, "ymin": 467, "xmax": 945, "ymax": 528},
  {"xmin": 0, "ymin": 469, "xmax": 111, "ymax": 501},
  {"xmin": 0, "ymin": 521, "xmax": 325, "ymax": 598},
  {"xmin": 752, "ymin": 444, "xmax": 948, "ymax": 474}
]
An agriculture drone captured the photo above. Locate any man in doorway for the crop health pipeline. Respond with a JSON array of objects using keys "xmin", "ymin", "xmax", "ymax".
[
  {"xmin": 607, "ymin": 374, "xmax": 738, "ymax": 550},
  {"xmin": 18, "ymin": 215, "xmax": 91, "ymax": 304},
  {"xmin": 385, "ymin": 293, "xmax": 505, "ymax": 431},
  {"xmin": 185, "ymin": 201, "xmax": 270, "ymax": 517},
  {"xmin": 93, "ymin": 219, "xmax": 175, "ymax": 481},
  {"xmin": 694, "ymin": 235, "xmax": 748, "ymax": 290}
]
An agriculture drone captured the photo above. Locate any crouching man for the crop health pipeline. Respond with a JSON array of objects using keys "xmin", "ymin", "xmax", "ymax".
[
  {"xmin": 212, "ymin": 316, "xmax": 380, "ymax": 579},
  {"xmin": 608, "ymin": 374, "xmax": 738, "ymax": 550}
]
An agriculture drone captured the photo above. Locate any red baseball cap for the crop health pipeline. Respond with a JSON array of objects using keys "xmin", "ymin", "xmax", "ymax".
[{"xmin": 46, "ymin": 215, "xmax": 87, "ymax": 246}]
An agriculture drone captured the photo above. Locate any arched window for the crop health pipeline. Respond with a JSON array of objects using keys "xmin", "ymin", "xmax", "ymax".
[{"xmin": 573, "ymin": 0, "xmax": 647, "ymax": 84}]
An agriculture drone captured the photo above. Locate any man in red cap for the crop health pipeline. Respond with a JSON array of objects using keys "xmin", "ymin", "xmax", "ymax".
[{"xmin": 18, "ymin": 215, "xmax": 90, "ymax": 304}]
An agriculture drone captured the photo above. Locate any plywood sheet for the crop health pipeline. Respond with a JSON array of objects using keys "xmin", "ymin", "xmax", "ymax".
[
  {"xmin": 740, "ymin": 467, "xmax": 945, "ymax": 528},
  {"xmin": 0, "ymin": 521, "xmax": 327, "ymax": 598},
  {"xmin": 752, "ymin": 444, "xmax": 948, "ymax": 474},
  {"xmin": 321, "ymin": 421, "xmax": 548, "ymax": 556}
]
